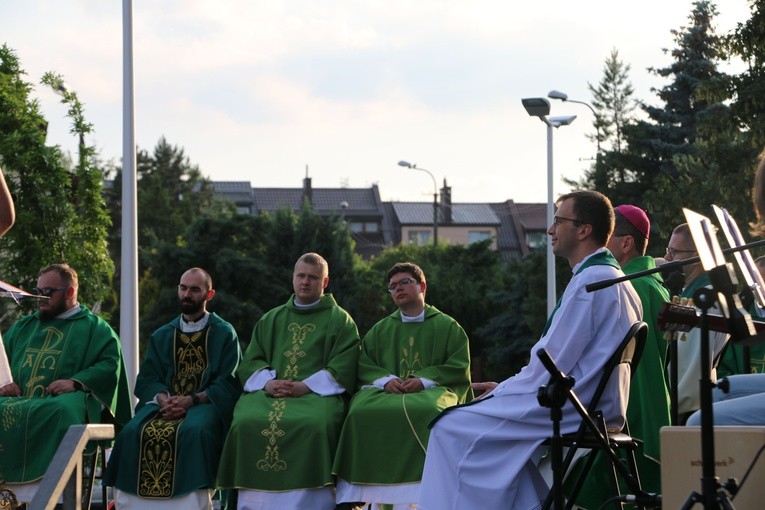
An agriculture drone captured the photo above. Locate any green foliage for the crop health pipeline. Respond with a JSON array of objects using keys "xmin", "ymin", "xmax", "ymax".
[
  {"xmin": 137, "ymin": 208, "xmax": 363, "ymax": 357},
  {"xmin": 0, "ymin": 45, "xmax": 112, "ymax": 326},
  {"xmin": 362, "ymin": 240, "xmax": 506, "ymax": 355}
]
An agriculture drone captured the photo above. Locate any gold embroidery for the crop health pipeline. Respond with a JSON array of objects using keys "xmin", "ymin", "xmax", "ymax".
[
  {"xmin": 256, "ymin": 321, "xmax": 316, "ymax": 471},
  {"xmin": 1, "ymin": 398, "xmax": 26, "ymax": 431},
  {"xmin": 20, "ymin": 327, "xmax": 65, "ymax": 397},
  {"xmin": 400, "ymin": 336, "xmax": 423, "ymax": 378},
  {"xmin": 170, "ymin": 329, "xmax": 208, "ymax": 396},
  {"xmin": 137, "ymin": 418, "xmax": 180, "ymax": 498},
  {"xmin": 136, "ymin": 325, "xmax": 209, "ymax": 497}
]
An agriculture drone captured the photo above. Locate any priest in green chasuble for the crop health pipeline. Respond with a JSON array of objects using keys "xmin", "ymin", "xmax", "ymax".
[
  {"xmin": 104, "ymin": 267, "xmax": 242, "ymax": 510},
  {"xmin": 217, "ymin": 252, "xmax": 360, "ymax": 510},
  {"xmin": 0, "ymin": 263, "xmax": 132, "ymax": 503},
  {"xmin": 333, "ymin": 262, "xmax": 472, "ymax": 510}
]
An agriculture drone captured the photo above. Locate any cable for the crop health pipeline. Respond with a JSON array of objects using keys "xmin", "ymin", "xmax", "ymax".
[{"xmin": 730, "ymin": 440, "xmax": 765, "ymax": 499}]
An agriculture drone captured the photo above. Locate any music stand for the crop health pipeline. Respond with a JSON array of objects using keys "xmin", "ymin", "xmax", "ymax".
[{"xmin": 680, "ymin": 208, "xmax": 757, "ymax": 509}]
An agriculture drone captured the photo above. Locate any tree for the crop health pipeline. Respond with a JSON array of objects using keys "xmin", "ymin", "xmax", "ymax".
[
  {"xmin": 0, "ymin": 45, "xmax": 113, "ymax": 324},
  {"xmin": 138, "ymin": 206, "xmax": 362, "ymax": 357},
  {"xmin": 628, "ymin": 1, "xmax": 738, "ymax": 238},
  {"xmin": 567, "ymin": 49, "xmax": 638, "ymax": 211},
  {"xmin": 105, "ymin": 137, "xmax": 225, "ymax": 329}
]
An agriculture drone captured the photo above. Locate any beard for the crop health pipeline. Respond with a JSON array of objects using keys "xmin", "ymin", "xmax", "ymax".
[
  {"xmin": 180, "ymin": 297, "xmax": 204, "ymax": 315},
  {"xmin": 38, "ymin": 300, "xmax": 68, "ymax": 320}
]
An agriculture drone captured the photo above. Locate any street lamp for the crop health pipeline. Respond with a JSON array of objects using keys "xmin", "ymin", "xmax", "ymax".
[
  {"xmin": 398, "ymin": 160, "xmax": 438, "ymax": 246},
  {"xmin": 522, "ymin": 97, "xmax": 576, "ymax": 316},
  {"xmin": 548, "ymin": 89, "xmax": 601, "ymax": 163}
]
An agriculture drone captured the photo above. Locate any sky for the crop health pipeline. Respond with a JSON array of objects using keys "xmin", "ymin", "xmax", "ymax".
[{"xmin": 0, "ymin": 0, "xmax": 754, "ymax": 206}]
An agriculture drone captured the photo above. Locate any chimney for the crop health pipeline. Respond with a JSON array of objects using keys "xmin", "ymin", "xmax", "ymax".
[
  {"xmin": 440, "ymin": 179, "xmax": 452, "ymax": 224},
  {"xmin": 302, "ymin": 165, "xmax": 312, "ymax": 206}
]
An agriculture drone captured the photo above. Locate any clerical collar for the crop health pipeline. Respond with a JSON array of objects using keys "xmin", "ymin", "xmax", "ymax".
[
  {"xmin": 55, "ymin": 304, "xmax": 82, "ymax": 320},
  {"xmin": 400, "ymin": 309, "xmax": 425, "ymax": 323},
  {"xmin": 180, "ymin": 311, "xmax": 210, "ymax": 333},
  {"xmin": 294, "ymin": 298, "xmax": 321, "ymax": 309}
]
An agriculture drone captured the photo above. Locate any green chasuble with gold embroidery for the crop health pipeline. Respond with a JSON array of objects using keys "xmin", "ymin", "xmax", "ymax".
[
  {"xmin": 332, "ymin": 304, "xmax": 472, "ymax": 485},
  {"xmin": 103, "ymin": 312, "xmax": 241, "ymax": 498},
  {"xmin": 216, "ymin": 294, "xmax": 360, "ymax": 491},
  {"xmin": 0, "ymin": 306, "xmax": 132, "ymax": 483}
]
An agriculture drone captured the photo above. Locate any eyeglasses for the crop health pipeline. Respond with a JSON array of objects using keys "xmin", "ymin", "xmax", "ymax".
[
  {"xmin": 553, "ymin": 215, "xmax": 583, "ymax": 227},
  {"xmin": 33, "ymin": 286, "xmax": 68, "ymax": 297},
  {"xmin": 665, "ymin": 246, "xmax": 696, "ymax": 258},
  {"xmin": 387, "ymin": 277, "xmax": 419, "ymax": 292}
]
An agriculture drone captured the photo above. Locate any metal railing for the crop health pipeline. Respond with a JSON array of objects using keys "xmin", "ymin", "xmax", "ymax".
[{"xmin": 29, "ymin": 424, "xmax": 114, "ymax": 510}]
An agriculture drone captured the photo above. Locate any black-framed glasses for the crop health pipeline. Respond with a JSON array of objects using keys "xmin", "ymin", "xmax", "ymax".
[
  {"xmin": 33, "ymin": 286, "xmax": 68, "ymax": 297},
  {"xmin": 387, "ymin": 277, "xmax": 419, "ymax": 292},
  {"xmin": 665, "ymin": 246, "xmax": 696, "ymax": 258},
  {"xmin": 553, "ymin": 215, "xmax": 583, "ymax": 227}
]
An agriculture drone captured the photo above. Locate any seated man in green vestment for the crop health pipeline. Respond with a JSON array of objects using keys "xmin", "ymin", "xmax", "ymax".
[
  {"xmin": 104, "ymin": 267, "xmax": 242, "ymax": 510},
  {"xmin": 333, "ymin": 262, "xmax": 473, "ymax": 510},
  {"xmin": 217, "ymin": 252, "xmax": 360, "ymax": 510},
  {"xmin": 0, "ymin": 263, "xmax": 132, "ymax": 503}
]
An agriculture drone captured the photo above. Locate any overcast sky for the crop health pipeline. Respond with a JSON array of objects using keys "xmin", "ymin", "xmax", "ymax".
[{"xmin": 0, "ymin": 1, "xmax": 753, "ymax": 205}]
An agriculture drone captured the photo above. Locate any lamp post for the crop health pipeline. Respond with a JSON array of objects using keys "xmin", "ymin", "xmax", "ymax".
[
  {"xmin": 548, "ymin": 90, "xmax": 601, "ymax": 168},
  {"xmin": 521, "ymin": 98, "xmax": 576, "ymax": 316},
  {"xmin": 398, "ymin": 160, "xmax": 438, "ymax": 246}
]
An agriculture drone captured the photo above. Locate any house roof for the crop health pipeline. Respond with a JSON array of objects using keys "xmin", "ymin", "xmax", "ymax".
[
  {"xmin": 391, "ymin": 202, "xmax": 500, "ymax": 225},
  {"xmin": 251, "ymin": 187, "xmax": 382, "ymax": 216},
  {"xmin": 211, "ymin": 181, "xmax": 254, "ymax": 204}
]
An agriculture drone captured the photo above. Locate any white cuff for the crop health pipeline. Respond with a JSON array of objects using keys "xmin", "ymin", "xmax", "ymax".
[{"xmin": 243, "ymin": 369, "xmax": 277, "ymax": 393}]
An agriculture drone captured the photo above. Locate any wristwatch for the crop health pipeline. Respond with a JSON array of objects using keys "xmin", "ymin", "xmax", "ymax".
[{"xmin": 191, "ymin": 393, "xmax": 200, "ymax": 406}]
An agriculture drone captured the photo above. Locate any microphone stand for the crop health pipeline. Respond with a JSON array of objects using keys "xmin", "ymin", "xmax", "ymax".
[
  {"xmin": 679, "ymin": 285, "xmax": 736, "ymax": 510},
  {"xmin": 585, "ymin": 238, "xmax": 765, "ymax": 293}
]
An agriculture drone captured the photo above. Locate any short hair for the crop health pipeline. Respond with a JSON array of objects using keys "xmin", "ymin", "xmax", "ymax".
[
  {"xmin": 386, "ymin": 262, "xmax": 426, "ymax": 286},
  {"xmin": 671, "ymin": 223, "xmax": 694, "ymax": 249},
  {"xmin": 185, "ymin": 267, "xmax": 213, "ymax": 291},
  {"xmin": 557, "ymin": 190, "xmax": 614, "ymax": 246},
  {"xmin": 296, "ymin": 252, "xmax": 329, "ymax": 277},
  {"xmin": 613, "ymin": 210, "xmax": 648, "ymax": 255},
  {"xmin": 39, "ymin": 263, "xmax": 78, "ymax": 289}
]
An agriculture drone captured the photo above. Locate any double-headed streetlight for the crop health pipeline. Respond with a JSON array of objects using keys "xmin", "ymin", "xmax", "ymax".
[
  {"xmin": 521, "ymin": 97, "xmax": 576, "ymax": 316},
  {"xmin": 548, "ymin": 90, "xmax": 600, "ymax": 166},
  {"xmin": 398, "ymin": 160, "xmax": 438, "ymax": 246}
]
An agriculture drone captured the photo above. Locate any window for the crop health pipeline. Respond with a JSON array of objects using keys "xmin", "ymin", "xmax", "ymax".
[
  {"xmin": 526, "ymin": 232, "xmax": 547, "ymax": 250},
  {"xmin": 350, "ymin": 222, "xmax": 379, "ymax": 233},
  {"xmin": 408, "ymin": 230, "xmax": 431, "ymax": 246},
  {"xmin": 468, "ymin": 230, "xmax": 491, "ymax": 244}
]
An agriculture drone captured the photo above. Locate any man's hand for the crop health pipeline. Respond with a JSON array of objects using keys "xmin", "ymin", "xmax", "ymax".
[
  {"xmin": 265, "ymin": 379, "xmax": 312, "ymax": 398},
  {"xmin": 401, "ymin": 378, "xmax": 424, "ymax": 393},
  {"xmin": 471, "ymin": 381, "xmax": 498, "ymax": 399},
  {"xmin": 160, "ymin": 395, "xmax": 191, "ymax": 420},
  {"xmin": 0, "ymin": 382, "xmax": 21, "ymax": 396},
  {"xmin": 384, "ymin": 378, "xmax": 406, "ymax": 394},
  {"xmin": 46, "ymin": 379, "xmax": 77, "ymax": 396}
]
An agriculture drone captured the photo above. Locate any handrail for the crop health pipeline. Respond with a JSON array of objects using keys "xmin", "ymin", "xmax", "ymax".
[{"xmin": 29, "ymin": 424, "xmax": 114, "ymax": 510}]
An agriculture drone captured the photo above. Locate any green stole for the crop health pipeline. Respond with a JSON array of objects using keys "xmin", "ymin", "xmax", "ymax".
[
  {"xmin": 137, "ymin": 326, "xmax": 210, "ymax": 498},
  {"xmin": 541, "ymin": 250, "xmax": 620, "ymax": 336}
]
